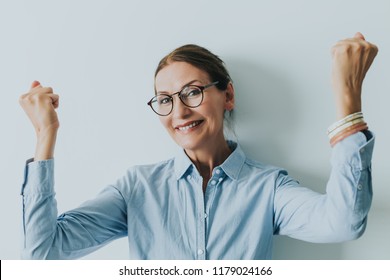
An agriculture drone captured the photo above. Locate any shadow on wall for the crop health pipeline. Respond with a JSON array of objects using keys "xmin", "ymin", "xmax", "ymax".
[
  {"xmin": 226, "ymin": 58, "xmax": 344, "ymax": 259},
  {"xmin": 226, "ymin": 57, "xmax": 298, "ymax": 166}
]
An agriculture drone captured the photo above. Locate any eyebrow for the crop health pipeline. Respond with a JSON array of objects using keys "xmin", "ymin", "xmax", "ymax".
[{"xmin": 157, "ymin": 79, "xmax": 201, "ymax": 95}]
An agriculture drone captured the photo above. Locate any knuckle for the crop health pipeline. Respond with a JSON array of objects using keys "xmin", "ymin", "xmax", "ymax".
[
  {"xmin": 26, "ymin": 94, "xmax": 37, "ymax": 103},
  {"xmin": 334, "ymin": 43, "xmax": 351, "ymax": 54},
  {"xmin": 26, "ymin": 92, "xmax": 44, "ymax": 103},
  {"xmin": 45, "ymin": 87, "xmax": 53, "ymax": 92},
  {"xmin": 356, "ymin": 41, "xmax": 365, "ymax": 49},
  {"xmin": 353, "ymin": 44, "xmax": 364, "ymax": 53}
]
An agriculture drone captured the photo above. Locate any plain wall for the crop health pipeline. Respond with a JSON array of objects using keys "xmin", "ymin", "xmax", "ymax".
[{"xmin": 0, "ymin": 0, "xmax": 389, "ymax": 259}]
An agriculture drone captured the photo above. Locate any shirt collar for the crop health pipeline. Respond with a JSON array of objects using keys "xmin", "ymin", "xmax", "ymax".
[
  {"xmin": 174, "ymin": 148, "xmax": 194, "ymax": 180},
  {"xmin": 220, "ymin": 140, "xmax": 246, "ymax": 180},
  {"xmin": 174, "ymin": 140, "xmax": 246, "ymax": 181}
]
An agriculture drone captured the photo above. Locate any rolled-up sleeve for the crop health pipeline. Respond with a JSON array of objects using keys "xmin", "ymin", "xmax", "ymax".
[
  {"xmin": 274, "ymin": 131, "xmax": 374, "ymax": 242},
  {"xmin": 21, "ymin": 159, "xmax": 128, "ymax": 259},
  {"xmin": 329, "ymin": 131, "xmax": 374, "ymax": 232},
  {"xmin": 21, "ymin": 159, "xmax": 58, "ymax": 258}
]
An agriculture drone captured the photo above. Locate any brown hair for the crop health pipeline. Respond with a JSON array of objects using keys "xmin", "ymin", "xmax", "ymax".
[{"xmin": 154, "ymin": 44, "xmax": 232, "ymax": 91}]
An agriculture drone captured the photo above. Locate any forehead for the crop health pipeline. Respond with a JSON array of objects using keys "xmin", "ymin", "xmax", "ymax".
[{"xmin": 155, "ymin": 62, "xmax": 210, "ymax": 92}]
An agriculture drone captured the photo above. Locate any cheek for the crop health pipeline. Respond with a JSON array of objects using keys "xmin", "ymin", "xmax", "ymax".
[
  {"xmin": 202, "ymin": 105, "xmax": 225, "ymax": 127},
  {"xmin": 211, "ymin": 100, "xmax": 226, "ymax": 119}
]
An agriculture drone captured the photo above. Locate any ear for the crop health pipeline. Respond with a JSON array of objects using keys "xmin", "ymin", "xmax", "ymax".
[{"xmin": 224, "ymin": 82, "xmax": 235, "ymax": 111}]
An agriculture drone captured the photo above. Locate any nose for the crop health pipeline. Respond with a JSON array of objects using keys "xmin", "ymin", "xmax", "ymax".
[{"xmin": 171, "ymin": 95, "xmax": 191, "ymax": 118}]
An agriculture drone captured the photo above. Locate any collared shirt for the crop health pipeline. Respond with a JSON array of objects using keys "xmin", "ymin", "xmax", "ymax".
[{"xmin": 21, "ymin": 132, "xmax": 374, "ymax": 259}]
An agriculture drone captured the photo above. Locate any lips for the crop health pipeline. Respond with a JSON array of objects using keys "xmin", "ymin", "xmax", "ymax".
[{"xmin": 175, "ymin": 120, "xmax": 203, "ymax": 131}]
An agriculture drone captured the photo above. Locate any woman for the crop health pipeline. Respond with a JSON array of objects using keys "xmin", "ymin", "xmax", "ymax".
[{"xmin": 19, "ymin": 32, "xmax": 378, "ymax": 259}]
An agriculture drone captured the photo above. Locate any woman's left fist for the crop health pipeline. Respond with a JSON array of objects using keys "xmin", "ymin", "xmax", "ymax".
[{"xmin": 331, "ymin": 32, "xmax": 378, "ymax": 119}]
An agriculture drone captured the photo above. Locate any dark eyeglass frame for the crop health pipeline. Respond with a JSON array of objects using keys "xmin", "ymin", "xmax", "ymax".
[{"xmin": 147, "ymin": 81, "xmax": 219, "ymax": 116}]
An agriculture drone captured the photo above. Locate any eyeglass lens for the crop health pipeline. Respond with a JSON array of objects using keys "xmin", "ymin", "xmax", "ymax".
[{"xmin": 151, "ymin": 85, "xmax": 203, "ymax": 116}]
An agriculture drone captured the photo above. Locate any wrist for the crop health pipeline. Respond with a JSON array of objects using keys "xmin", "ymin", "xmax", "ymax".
[
  {"xmin": 36, "ymin": 125, "xmax": 58, "ymax": 138},
  {"xmin": 336, "ymin": 104, "xmax": 362, "ymax": 120},
  {"xmin": 35, "ymin": 130, "xmax": 58, "ymax": 161},
  {"xmin": 334, "ymin": 93, "xmax": 362, "ymax": 120}
]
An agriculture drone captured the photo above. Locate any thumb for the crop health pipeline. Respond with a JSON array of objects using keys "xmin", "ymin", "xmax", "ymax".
[
  {"xmin": 30, "ymin": 80, "xmax": 41, "ymax": 89},
  {"xmin": 354, "ymin": 32, "xmax": 365, "ymax": 40}
]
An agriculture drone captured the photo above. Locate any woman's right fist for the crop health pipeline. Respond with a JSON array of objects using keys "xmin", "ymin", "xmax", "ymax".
[{"xmin": 19, "ymin": 81, "xmax": 60, "ymax": 135}]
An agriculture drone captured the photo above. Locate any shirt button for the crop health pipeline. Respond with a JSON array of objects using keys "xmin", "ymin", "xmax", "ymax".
[
  {"xmin": 211, "ymin": 180, "xmax": 216, "ymax": 185},
  {"xmin": 357, "ymin": 184, "xmax": 363, "ymax": 190},
  {"xmin": 204, "ymin": 213, "xmax": 208, "ymax": 218},
  {"xmin": 216, "ymin": 169, "xmax": 221, "ymax": 174},
  {"xmin": 197, "ymin": 249, "xmax": 204, "ymax": 255},
  {"xmin": 218, "ymin": 178, "xmax": 223, "ymax": 182},
  {"xmin": 187, "ymin": 175, "xmax": 191, "ymax": 180}
]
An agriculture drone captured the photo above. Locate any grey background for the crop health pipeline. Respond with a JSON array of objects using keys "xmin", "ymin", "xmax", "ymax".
[{"xmin": 0, "ymin": 0, "xmax": 388, "ymax": 259}]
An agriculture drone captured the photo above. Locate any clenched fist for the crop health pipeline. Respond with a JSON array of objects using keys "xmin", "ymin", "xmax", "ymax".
[
  {"xmin": 19, "ymin": 81, "xmax": 60, "ymax": 134},
  {"xmin": 331, "ymin": 32, "xmax": 378, "ymax": 119},
  {"xmin": 19, "ymin": 81, "xmax": 60, "ymax": 160}
]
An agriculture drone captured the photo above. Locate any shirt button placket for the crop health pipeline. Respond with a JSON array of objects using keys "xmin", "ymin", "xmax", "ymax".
[
  {"xmin": 196, "ymin": 185, "xmax": 206, "ymax": 260},
  {"xmin": 196, "ymin": 211, "xmax": 206, "ymax": 260}
]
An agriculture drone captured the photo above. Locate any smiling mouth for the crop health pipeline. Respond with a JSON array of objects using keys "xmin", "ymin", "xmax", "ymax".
[{"xmin": 176, "ymin": 120, "xmax": 203, "ymax": 131}]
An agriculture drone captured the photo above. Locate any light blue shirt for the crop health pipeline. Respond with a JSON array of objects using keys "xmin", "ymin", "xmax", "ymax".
[{"xmin": 21, "ymin": 132, "xmax": 374, "ymax": 259}]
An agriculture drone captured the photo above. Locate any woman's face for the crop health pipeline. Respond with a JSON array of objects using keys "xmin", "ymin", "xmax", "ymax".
[{"xmin": 154, "ymin": 61, "xmax": 234, "ymax": 151}]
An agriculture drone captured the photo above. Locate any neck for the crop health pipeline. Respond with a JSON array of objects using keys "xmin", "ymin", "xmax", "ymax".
[{"xmin": 185, "ymin": 137, "xmax": 232, "ymax": 180}]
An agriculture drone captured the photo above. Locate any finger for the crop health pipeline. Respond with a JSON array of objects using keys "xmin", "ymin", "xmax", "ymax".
[
  {"xmin": 371, "ymin": 43, "xmax": 379, "ymax": 54},
  {"xmin": 49, "ymin": 94, "xmax": 60, "ymax": 108},
  {"xmin": 31, "ymin": 80, "xmax": 41, "ymax": 89},
  {"xmin": 354, "ymin": 32, "xmax": 365, "ymax": 40},
  {"xmin": 41, "ymin": 86, "xmax": 54, "ymax": 93}
]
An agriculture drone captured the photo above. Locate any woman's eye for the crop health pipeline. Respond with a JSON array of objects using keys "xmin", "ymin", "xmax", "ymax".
[
  {"xmin": 158, "ymin": 97, "xmax": 172, "ymax": 105},
  {"xmin": 184, "ymin": 88, "xmax": 202, "ymax": 98}
]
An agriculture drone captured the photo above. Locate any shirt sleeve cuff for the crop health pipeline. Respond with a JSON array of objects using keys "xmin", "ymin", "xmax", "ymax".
[
  {"xmin": 21, "ymin": 158, "xmax": 55, "ymax": 195},
  {"xmin": 330, "ymin": 131, "xmax": 375, "ymax": 170}
]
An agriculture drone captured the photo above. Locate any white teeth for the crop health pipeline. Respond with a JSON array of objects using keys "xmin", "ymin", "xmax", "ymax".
[{"xmin": 178, "ymin": 121, "xmax": 201, "ymax": 131}]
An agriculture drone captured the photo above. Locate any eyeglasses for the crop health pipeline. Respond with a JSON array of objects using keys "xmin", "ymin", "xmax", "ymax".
[{"xmin": 147, "ymin": 81, "xmax": 219, "ymax": 116}]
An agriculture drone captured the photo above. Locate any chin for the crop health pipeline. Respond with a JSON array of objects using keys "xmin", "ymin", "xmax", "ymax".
[
  {"xmin": 176, "ymin": 141, "xmax": 199, "ymax": 151},
  {"xmin": 174, "ymin": 137, "xmax": 204, "ymax": 151}
]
